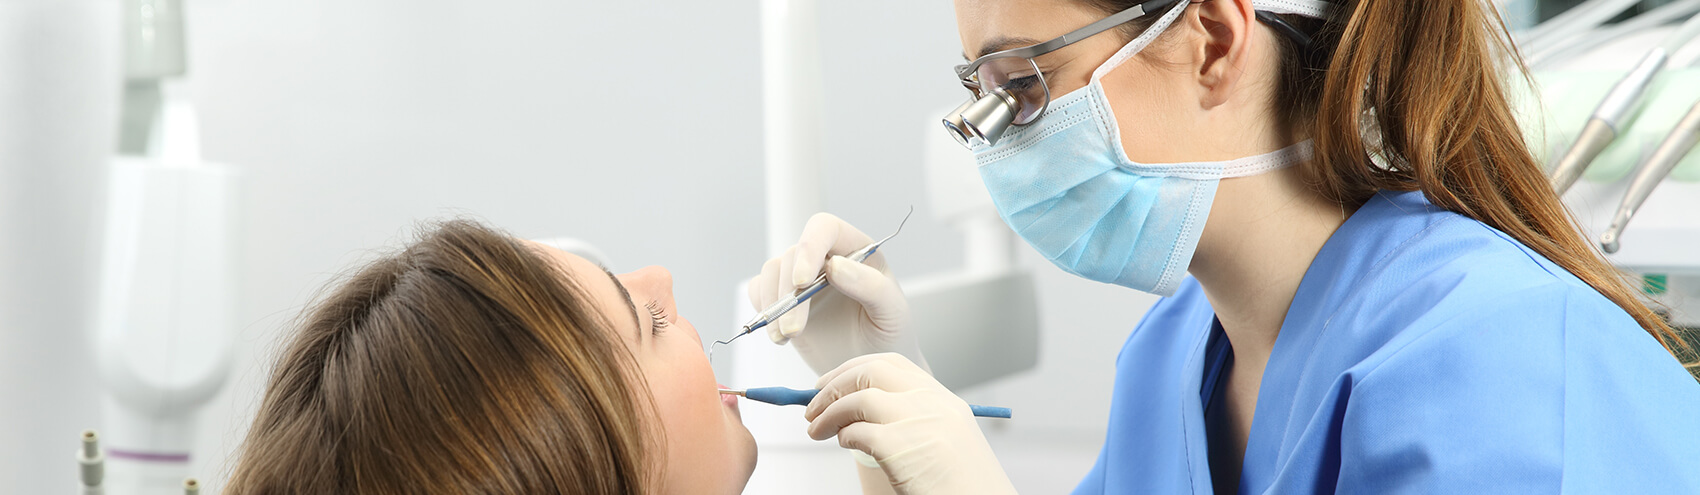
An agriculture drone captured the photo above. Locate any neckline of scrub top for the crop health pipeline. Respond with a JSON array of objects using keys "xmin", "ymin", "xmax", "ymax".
[
  {"xmin": 1198, "ymin": 319, "xmax": 1237, "ymax": 491},
  {"xmin": 1179, "ymin": 315, "xmax": 1235, "ymax": 494},
  {"xmin": 1232, "ymin": 190, "xmax": 1440, "ymax": 493},
  {"xmin": 1199, "ymin": 318, "xmax": 1232, "ymax": 408},
  {"xmin": 1173, "ymin": 191, "xmax": 1436, "ymax": 494}
]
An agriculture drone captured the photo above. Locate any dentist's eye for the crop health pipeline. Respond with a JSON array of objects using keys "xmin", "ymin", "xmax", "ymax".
[
  {"xmin": 644, "ymin": 300, "xmax": 671, "ymax": 334},
  {"xmin": 1004, "ymin": 74, "xmax": 1041, "ymax": 93}
]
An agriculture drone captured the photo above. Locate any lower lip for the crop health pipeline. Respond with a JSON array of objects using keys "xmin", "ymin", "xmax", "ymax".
[{"xmin": 719, "ymin": 384, "xmax": 740, "ymax": 409}]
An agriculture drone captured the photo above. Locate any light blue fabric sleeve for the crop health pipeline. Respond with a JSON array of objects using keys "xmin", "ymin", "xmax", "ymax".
[{"xmin": 1335, "ymin": 282, "xmax": 1700, "ymax": 493}]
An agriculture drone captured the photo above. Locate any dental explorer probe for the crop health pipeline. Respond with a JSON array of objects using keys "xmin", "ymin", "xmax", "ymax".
[
  {"xmin": 1599, "ymin": 99, "xmax": 1700, "ymax": 254},
  {"xmin": 1548, "ymin": 12, "xmax": 1700, "ymax": 194},
  {"xmin": 710, "ymin": 208, "xmax": 913, "ymax": 358},
  {"xmin": 719, "ymin": 387, "xmax": 1013, "ymax": 418}
]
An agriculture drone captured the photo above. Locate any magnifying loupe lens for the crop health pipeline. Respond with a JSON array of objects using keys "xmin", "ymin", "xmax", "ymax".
[
  {"xmin": 976, "ymin": 57, "xmax": 1048, "ymax": 125},
  {"xmin": 943, "ymin": 99, "xmax": 975, "ymax": 147}
]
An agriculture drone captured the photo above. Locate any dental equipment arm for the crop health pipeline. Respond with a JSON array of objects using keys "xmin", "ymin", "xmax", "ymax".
[
  {"xmin": 1520, "ymin": 0, "xmax": 1641, "ymax": 56},
  {"xmin": 1600, "ymin": 99, "xmax": 1700, "ymax": 254},
  {"xmin": 1526, "ymin": 0, "xmax": 1700, "ymax": 69},
  {"xmin": 1548, "ymin": 13, "xmax": 1700, "ymax": 194}
]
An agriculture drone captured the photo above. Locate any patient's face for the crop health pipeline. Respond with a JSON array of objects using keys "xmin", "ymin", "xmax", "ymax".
[{"xmin": 539, "ymin": 244, "xmax": 757, "ymax": 494}]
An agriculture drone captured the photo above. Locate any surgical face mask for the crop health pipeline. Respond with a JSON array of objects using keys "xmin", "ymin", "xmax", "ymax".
[{"xmin": 972, "ymin": 0, "xmax": 1322, "ymax": 296}]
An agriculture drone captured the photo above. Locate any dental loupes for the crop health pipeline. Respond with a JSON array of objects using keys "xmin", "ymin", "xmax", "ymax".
[
  {"xmin": 709, "ymin": 207, "xmax": 913, "ymax": 363},
  {"xmin": 718, "ymin": 387, "xmax": 1013, "ymax": 418}
]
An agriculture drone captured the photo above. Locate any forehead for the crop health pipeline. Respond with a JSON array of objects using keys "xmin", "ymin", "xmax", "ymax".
[
  {"xmin": 530, "ymin": 241, "xmax": 638, "ymax": 343},
  {"xmin": 954, "ymin": 0, "xmax": 1103, "ymax": 58}
]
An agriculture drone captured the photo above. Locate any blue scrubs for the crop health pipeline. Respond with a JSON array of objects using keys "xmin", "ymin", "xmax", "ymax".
[{"xmin": 1073, "ymin": 190, "xmax": 1700, "ymax": 494}]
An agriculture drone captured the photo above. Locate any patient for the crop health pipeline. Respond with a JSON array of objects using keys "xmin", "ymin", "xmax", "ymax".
[{"xmin": 226, "ymin": 220, "xmax": 756, "ymax": 494}]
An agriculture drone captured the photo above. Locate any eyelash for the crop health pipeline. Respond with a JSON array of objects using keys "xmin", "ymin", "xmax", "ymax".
[{"xmin": 644, "ymin": 300, "xmax": 671, "ymax": 334}]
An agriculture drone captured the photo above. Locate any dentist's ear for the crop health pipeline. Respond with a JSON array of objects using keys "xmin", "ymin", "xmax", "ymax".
[{"xmin": 1187, "ymin": 0, "xmax": 1259, "ymax": 109}]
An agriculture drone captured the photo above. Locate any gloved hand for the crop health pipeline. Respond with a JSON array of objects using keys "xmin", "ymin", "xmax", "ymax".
[
  {"xmin": 804, "ymin": 353, "xmax": 1017, "ymax": 495},
  {"xmin": 748, "ymin": 213, "xmax": 927, "ymax": 375}
]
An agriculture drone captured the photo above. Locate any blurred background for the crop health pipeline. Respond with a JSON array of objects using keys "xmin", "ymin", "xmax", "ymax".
[{"xmin": 4, "ymin": 0, "xmax": 1699, "ymax": 493}]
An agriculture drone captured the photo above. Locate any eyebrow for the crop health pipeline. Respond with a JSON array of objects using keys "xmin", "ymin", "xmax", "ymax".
[
  {"xmin": 965, "ymin": 35, "xmax": 1044, "ymax": 61},
  {"xmin": 601, "ymin": 266, "xmax": 642, "ymax": 342}
]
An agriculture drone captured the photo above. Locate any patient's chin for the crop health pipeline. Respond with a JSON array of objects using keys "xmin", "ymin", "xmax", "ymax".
[
  {"xmin": 719, "ymin": 411, "xmax": 758, "ymax": 492},
  {"xmin": 736, "ymin": 421, "xmax": 758, "ymax": 488}
]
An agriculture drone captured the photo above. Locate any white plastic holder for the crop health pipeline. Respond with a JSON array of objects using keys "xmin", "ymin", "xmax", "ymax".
[{"xmin": 94, "ymin": 155, "xmax": 237, "ymax": 495}]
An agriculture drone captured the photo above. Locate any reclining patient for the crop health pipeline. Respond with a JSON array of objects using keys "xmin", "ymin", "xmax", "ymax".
[{"xmin": 226, "ymin": 220, "xmax": 756, "ymax": 494}]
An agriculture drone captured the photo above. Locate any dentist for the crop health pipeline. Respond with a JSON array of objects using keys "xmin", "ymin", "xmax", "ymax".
[{"xmin": 751, "ymin": 0, "xmax": 1700, "ymax": 493}]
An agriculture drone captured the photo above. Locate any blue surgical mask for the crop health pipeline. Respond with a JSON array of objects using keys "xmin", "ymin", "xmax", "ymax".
[{"xmin": 973, "ymin": 0, "xmax": 1314, "ymax": 296}]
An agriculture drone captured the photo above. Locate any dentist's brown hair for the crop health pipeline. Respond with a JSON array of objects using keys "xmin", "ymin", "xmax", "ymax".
[
  {"xmin": 226, "ymin": 220, "xmax": 656, "ymax": 494},
  {"xmin": 1083, "ymin": 0, "xmax": 1693, "ymax": 368}
]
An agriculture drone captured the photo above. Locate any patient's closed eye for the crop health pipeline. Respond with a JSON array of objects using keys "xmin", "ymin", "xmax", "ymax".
[{"xmin": 645, "ymin": 300, "xmax": 671, "ymax": 333}]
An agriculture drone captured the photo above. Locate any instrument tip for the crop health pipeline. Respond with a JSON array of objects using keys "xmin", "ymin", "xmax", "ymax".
[
  {"xmin": 1601, "ymin": 231, "xmax": 1620, "ymax": 254},
  {"xmin": 708, "ymin": 327, "xmax": 752, "ymax": 365}
]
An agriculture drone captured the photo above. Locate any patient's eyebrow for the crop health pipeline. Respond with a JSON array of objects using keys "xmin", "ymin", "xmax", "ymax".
[
  {"xmin": 964, "ymin": 35, "xmax": 1044, "ymax": 61},
  {"xmin": 602, "ymin": 266, "xmax": 642, "ymax": 342}
]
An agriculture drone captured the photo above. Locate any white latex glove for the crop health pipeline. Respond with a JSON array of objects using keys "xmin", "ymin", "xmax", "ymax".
[
  {"xmin": 804, "ymin": 353, "xmax": 1016, "ymax": 495},
  {"xmin": 748, "ymin": 213, "xmax": 927, "ymax": 375}
]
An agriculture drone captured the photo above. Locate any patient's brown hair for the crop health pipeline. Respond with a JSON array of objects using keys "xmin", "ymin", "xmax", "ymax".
[{"xmin": 226, "ymin": 220, "xmax": 654, "ymax": 494}]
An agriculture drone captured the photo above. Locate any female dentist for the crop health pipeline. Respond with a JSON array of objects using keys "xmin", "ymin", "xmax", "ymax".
[{"xmin": 750, "ymin": 0, "xmax": 1700, "ymax": 493}]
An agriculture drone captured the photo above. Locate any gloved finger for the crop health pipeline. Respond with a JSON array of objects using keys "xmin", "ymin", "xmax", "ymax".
[
  {"xmin": 759, "ymin": 257, "xmax": 797, "ymax": 344},
  {"xmin": 776, "ymin": 245, "xmax": 797, "ymax": 308},
  {"xmin": 808, "ymin": 355, "xmax": 931, "ymax": 421},
  {"xmin": 749, "ymin": 256, "xmax": 780, "ymax": 311},
  {"xmin": 813, "ymin": 352, "xmax": 924, "ymax": 393},
  {"xmin": 822, "ymin": 256, "xmax": 906, "ymax": 327},
  {"xmin": 794, "ymin": 213, "xmax": 882, "ymax": 289},
  {"xmin": 807, "ymin": 388, "xmax": 912, "ymax": 441},
  {"xmin": 834, "ymin": 421, "xmax": 891, "ymax": 461},
  {"xmin": 774, "ymin": 245, "xmax": 809, "ymax": 339},
  {"xmin": 767, "ymin": 319, "xmax": 790, "ymax": 345},
  {"xmin": 753, "ymin": 256, "xmax": 780, "ymax": 312},
  {"xmin": 779, "ymin": 298, "xmax": 809, "ymax": 341}
]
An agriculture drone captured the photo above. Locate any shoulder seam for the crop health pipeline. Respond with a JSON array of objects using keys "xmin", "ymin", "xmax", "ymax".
[{"xmin": 1463, "ymin": 218, "xmax": 1584, "ymax": 289}]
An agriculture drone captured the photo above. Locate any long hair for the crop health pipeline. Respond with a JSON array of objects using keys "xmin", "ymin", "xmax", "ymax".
[
  {"xmin": 1080, "ymin": 0, "xmax": 1695, "ymax": 369},
  {"xmin": 226, "ymin": 220, "xmax": 656, "ymax": 493}
]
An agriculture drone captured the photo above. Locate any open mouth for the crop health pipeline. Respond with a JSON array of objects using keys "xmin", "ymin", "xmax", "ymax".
[{"xmin": 718, "ymin": 383, "xmax": 740, "ymax": 411}]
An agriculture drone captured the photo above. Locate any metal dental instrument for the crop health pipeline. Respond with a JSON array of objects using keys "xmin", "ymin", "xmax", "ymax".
[
  {"xmin": 1548, "ymin": 13, "xmax": 1700, "ymax": 194},
  {"xmin": 1600, "ymin": 98, "xmax": 1700, "ymax": 254},
  {"xmin": 719, "ymin": 387, "xmax": 1013, "ymax": 418},
  {"xmin": 709, "ymin": 207, "xmax": 913, "ymax": 361}
]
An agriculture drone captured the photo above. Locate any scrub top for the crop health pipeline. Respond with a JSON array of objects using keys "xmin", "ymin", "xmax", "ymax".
[{"xmin": 1073, "ymin": 190, "xmax": 1700, "ymax": 494}]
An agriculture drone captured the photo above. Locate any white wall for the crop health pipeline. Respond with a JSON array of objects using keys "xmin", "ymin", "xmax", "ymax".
[
  {"xmin": 5, "ymin": 1, "xmax": 1159, "ymax": 493},
  {"xmin": 0, "ymin": 1, "xmax": 118, "ymax": 492}
]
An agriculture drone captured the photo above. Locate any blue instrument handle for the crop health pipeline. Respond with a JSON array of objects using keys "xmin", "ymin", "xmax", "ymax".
[{"xmin": 742, "ymin": 387, "xmax": 1012, "ymax": 419}]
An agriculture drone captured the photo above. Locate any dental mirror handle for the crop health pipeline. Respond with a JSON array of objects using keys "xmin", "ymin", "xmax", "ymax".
[
  {"xmin": 737, "ymin": 240, "xmax": 884, "ymax": 335},
  {"xmin": 720, "ymin": 207, "xmax": 911, "ymax": 350},
  {"xmin": 720, "ymin": 387, "xmax": 1013, "ymax": 419}
]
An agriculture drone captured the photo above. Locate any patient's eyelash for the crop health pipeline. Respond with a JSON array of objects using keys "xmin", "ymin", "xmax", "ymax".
[{"xmin": 644, "ymin": 300, "xmax": 671, "ymax": 333}]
